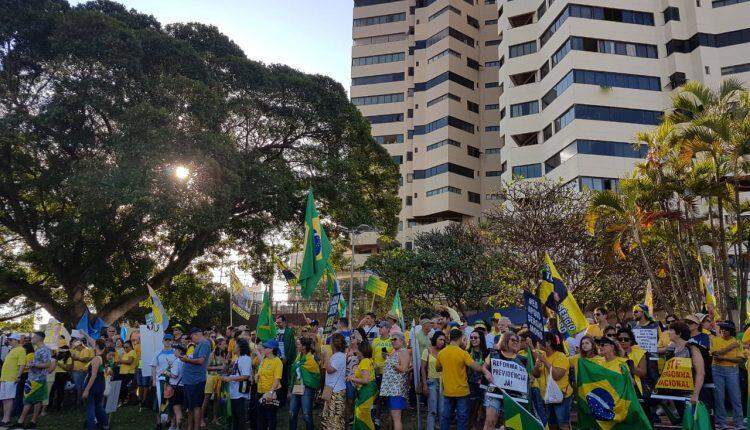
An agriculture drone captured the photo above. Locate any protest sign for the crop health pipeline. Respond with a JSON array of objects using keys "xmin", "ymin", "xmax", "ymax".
[
  {"xmin": 139, "ymin": 324, "xmax": 164, "ymax": 370},
  {"xmin": 105, "ymin": 380, "xmax": 121, "ymax": 414},
  {"xmin": 322, "ymin": 289, "xmax": 343, "ymax": 337},
  {"xmin": 44, "ymin": 322, "xmax": 62, "ymax": 349},
  {"xmin": 524, "ymin": 291, "xmax": 544, "ymax": 343},
  {"xmin": 655, "ymin": 357, "xmax": 694, "ymax": 392},
  {"xmin": 490, "ymin": 358, "xmax": 528, "ymax": 395},
  {"xmin": 632, "ymin": 328, "xmax": 658, "ymax": 353}
]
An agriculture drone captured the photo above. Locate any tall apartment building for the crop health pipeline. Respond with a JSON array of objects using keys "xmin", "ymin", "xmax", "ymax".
[{"xmin": 351, "ymin": 0, "xmax": 750, "ymax": 246}]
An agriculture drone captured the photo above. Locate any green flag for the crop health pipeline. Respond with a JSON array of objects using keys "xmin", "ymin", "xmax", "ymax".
[
  {"xmin": 577, "ymin": 358, "xmax": 652, "ymax": 430},
  {"xmin": 364, "ymin": 274, "xmax": 388, "ymax": 298},
  {"xmin": 299, "ymin": 190, "xmax": 332, "ymax": 299},
  {"xmin": 524, "ymin": 346, "xmax": 535, "ymax": 375},
  {"xmin": 255, "ymin": 289, "xmax": 277, "ymax": 342},
  {"xmin": 683, "ymin": 402, "xmax": 711, "ymax": 430},
  {"xmin": 390, "ymin": 289, "xmax": 405, "ymax": 330},
  {"xmin": 326, "ymin": 269, "xmax": 347, "ymax": 318},
  {"xmin": 503, "ymin": 391, "xmax": 543, "ymax": 430}
]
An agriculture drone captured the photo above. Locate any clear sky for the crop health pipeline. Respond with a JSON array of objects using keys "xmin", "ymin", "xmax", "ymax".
[{"xmin": 73, "ymin": 0, "xmax": 355, "ymax": 88}]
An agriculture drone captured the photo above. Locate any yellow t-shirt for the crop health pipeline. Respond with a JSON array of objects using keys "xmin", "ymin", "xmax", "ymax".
[
  {"xmin": 594, "ymin": 356, "xmax": 630, "ymax": 374},
  {"xmin": 72, "ymin": 346, "xmax": 94, "ymax": 372},
  {"xmin": 586, "ymin": 324, "xmax": 604, "ymax": 339},
  {"xmin": 422, "ymin": 348, "xmax": 441, "ymax": 380},
  {"xmin": 711, "ymin": 335, "xmax": 743, "ymax": 366},
  {"xmin": 54, "ymin": 357, "xmax": 72, "ymax": 374},
  {"xmin": 626, "ymin": 346, "xmax": 646, "ymax": 392},
  {"xmin": 22, "ymin": 352, "xmax": 34, "ymax": 374},
  {"xmin": 371, "ymin": 337, "xmax": 393, "ymax": 374},
  {"xmin": 355, "ymin": 358, "xmax": 375, "ymax": 383},
  {"xmin": 437, "ymin": 345, "xmax": 474, "ymax": 397},
  {"xmin": 541, "ymin": 351, "xmax": 572, "ymax": 398},
  {"xmin": 257, "ymin": 356, "xmax": 283, "ymax": 394},
  {"xmin": 0, "ymin": 346, "xmax": 27, "ymax": 382},
  {"xmin": 119, "ymin": 350, "xmax": 138, "ymax": 375}
]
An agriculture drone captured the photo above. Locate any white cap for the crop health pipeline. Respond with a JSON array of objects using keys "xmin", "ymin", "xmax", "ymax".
[{"xmin": 9, "ymin": 333, "xmax": 22, "ymax": 341}]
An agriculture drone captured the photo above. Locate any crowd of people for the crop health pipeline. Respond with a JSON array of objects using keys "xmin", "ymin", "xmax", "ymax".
[{"xmin": 0, "ymin": 303, "xmax": 749, "ymax": 430}]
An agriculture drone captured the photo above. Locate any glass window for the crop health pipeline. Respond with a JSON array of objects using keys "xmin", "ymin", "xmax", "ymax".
[{"xmin": 511, "ymin": 164, "xmax": 542, "ymax": 178}]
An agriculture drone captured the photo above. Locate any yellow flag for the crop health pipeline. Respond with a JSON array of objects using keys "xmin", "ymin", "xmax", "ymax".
[
  {"xmin": 644, "ymin": 280, "xmax": 654, "ymax": 315},
  {"xmin": 539, "ymin": 253, "xmax": 588, "ymax": 337}
]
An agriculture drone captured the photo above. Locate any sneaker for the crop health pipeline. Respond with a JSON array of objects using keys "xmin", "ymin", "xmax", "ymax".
[{"xmin": 0, "ymin": 422, "xmax": 11, "ymax": 430}]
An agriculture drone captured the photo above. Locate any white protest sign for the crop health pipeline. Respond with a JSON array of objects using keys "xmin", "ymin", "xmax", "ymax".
[
  {"xmin": 139, "ymin": 324, "xmax": 164, "ymax": 370},
  {"xmin": 490, "ymin": 359, "xmax": 528, "ymax": 395},
  {"xmin": 44, "ymin": 323, "xmax": 63, "ymax": 349},
  {"xmin": 632, "ymin": 328, "xmax": 658, "ymax": 353},
  {"xmin": 105, "ymin": 380, "xmax": 121, "ymax": 414}
]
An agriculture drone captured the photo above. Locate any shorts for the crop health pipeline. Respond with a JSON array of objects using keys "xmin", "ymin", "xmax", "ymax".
[
  {"xmin": 484, "ymin": 392, "xmax": 502, "ymax": 412},
  {"xmin": 183, "ymin": 381, "xmax": 206, "ymax": 410},
  {"xmin": 387, "ymin": 395, "xmax": 407, "ymax": 410},
  {"xmin": 546, "ymin": 396, "xmax": 572, "ymax": 426},
  {"xmin": 23, "ymin": 381, "xmax": 48, "ymax": 405},
  {"xmin": 0, "ymin": 381, "xmax": 17, "ymax": 400},
  {"xmin": 170, "ymin": 386, "xmax": 184, "ymax": 408},
  {"xmin": 135, "ymin": 368, "xmax": 151, "ymax": 387},
  {"xmin": 205, "ymin": 374, "xmax": 221, "ymax": 395}
]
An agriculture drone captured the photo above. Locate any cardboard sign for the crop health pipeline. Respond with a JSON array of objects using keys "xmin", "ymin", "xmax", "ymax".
[
  {"xmin": 44, "ymin": 323, "xmax": 62, "ymax": 349},
  {"xmin": 105, "ymin": 380, "xmax": 121, "ymax": 413},
  {"xmin": 139, "ymin": 324, "xmax": 164, "ymax": 370},
  {"xmin": 322, "ymin": 291, "xmax": 342, "ymax": 337},
  {"xmin": 655, "ymin": 357, "xmax": 694, "ymax": 392},
  {"xmin": 524, "ymin": 291, "xmax": 544, "ymax": 343},
  {"xmin": 632, "ymin": 328, "xmax": 658, "ymax": 353},
  {"xmin": 490, "ymin": 358, "xmax": 528, "ymax": 394}
]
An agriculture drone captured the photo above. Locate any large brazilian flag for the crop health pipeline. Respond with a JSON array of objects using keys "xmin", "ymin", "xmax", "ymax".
[
  {"xmin": 577, "ymin": 358, "xmax": 652, "ymax": 430},
  {"xmin": 299, "ymin": 189, "xmax": 332, "ymax": 299}
]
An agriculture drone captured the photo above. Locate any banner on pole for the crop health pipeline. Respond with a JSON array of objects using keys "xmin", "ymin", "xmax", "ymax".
[
  {"xmin": 323, "ymin": 289, "xmax": 343, "ymax": 337},
  {"xmin": 138, "ymin": 324, "xmax": 164, "ymax": 370},
  {"xmin": 44, "ymin": 322, "xmax": 63, "ymax": 349},
  {"xmin": 632, "ymin": 328, "xmax": 658, "ymax": 353},
  {"xmin": 524, "ymin": 291, "xmax": 544, "ymax": 343},
  {"xmin": 655, "ymin": 357, "xmax": 694, "ymax": 392}
]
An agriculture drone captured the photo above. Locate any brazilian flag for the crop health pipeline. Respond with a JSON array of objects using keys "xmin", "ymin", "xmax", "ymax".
[
  {"xmin": 577, "ymin": 358, "xmax": 652, "ymax": 430},
  {"xmin": 299, "ymin": 189, "xmax": 332, "ymax": 299},
  {"xmin": 503, "ymin": 391, "xmax": 543, "ymax": 430},
  {"xmin": 255, "ymin": 289, "xmax": 277, "ymax": 342},
  {"xmin": 291, "ymin": 352, "xmax": 321, "ymax": 389}
]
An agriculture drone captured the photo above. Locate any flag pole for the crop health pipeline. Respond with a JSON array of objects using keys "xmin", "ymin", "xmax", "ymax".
[
  {"xmin": 370, "ymin": 293, "xmax": 375, "ymax": 311},
  {"xmin": 410, "ymin": 321, "xmax": 422, "ymax": 430},
  {"xmin": 349, "ymin": 228, "xmax": 356, "ymax": 329}
]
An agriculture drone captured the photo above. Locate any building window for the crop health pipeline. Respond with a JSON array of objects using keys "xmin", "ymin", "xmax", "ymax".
[
  {"xmin": 579, "ymin": 177, "xmax": 620, "ymax": 191},
  {"xmin": 427, "ymin": 49, "xmax": 461, "ymax": 64},
  {"xmin": 509, "ymin": 41, "xmax": 537, "ymax": 58},
  {"xmin": 541, "ymin": 69, "xmax": 660, "ymax": 109},
  {"xmin": 485, "ymin": 19, "xmax": 498, "ymax": 25},
  {"xmin": 663, "ymin": 6, "xmax": 680, "ymax": 22},
  {"xmin": 427, "ymin": 93, "xmax": 461, "ymax": 107},
  {"xmin": 352, "ymin": 73, "xmax": 405, "ymax": 86},
  {"xmin": 468, "ymin": 191, "xmax": 481, "ymax": 204},
  {"xmin": 485, "ymin": 81, "xmax": 500, "ymax": 88},
  {"xmin": 426, "ymin": 186, "xmax": 462, "ymax": 197},
  {"xmin": 355, "ymin": 0, "xmax": 403, "ymax": 6},
  {"xmin": 712, "ymin": 0, "xmax": 749, "ymax": 7},
  {"xmin": 485, "ymin": 58, "xmax": 504, "ymax": 68},
  {"xmin": 413, "ymin": 162, "xmax": 474, "ymax": 179},
  {"xmin": 374, "ymin": 134, "xmax": 404, "ymax": 145},
  {"xmin": 352, "ymin": 52, "xmax": 405, "ymax": 67},
  {"xmin": 540, "ymin": 4, "xmax": 655, "ymax": 47},
  {"xmin": 485, "ymin": 125, "xmax": 501, "ymax": 132},
  {"xmin": 485, "ymin": 39, "xmax": 502, "ymax": 46},
  {"xmin": 392, "ymin": 155, "xmax": 403, "ymax": 164},
  {"xmin": 467, "ymin": 57, "xmax": 480, "ymax": 70},
  {"xmin": 414, "ymin": 116, "xmax": 475, "ymax": 135},
  {"xmin": 365, "ymin": 113, "xmax": 404, "ymax": 124},
  {"xmin": 467, "ymin": 15, "xmax": 480, "ymax": 28},
  {"xmin": 353, "ymin": 33, "xmax": 406, "ymax": 46},
  {"xmin": 467, "ymin": 101, "xmax": 479, "ymax": 113},
  {"xmin": 426, "ymin": 139, "xmax": 461, "ymax": 151},
  {"xmin": 721, "ymin": 62, "xmax": 750, "ymax": 75},
  {"xmin": 512, "ymin": 163, "xmax": 542, "ymax": 178},
  {"xmin": 485, "ymin": 148, "xmax": 502, "ymax": 155},
  {"xmin": 351, "ymin": 93, "xmax": 405, "ymax": 106},
  {"xmin": 667, "ymin": 28, "xmax": 750, "ymax": 55},
  {"xmin": 406, "ymin": 195, "xmax": 412, "ymax": 205},
  {"xmin": 485, "ymin": 104, "xmax": 500, "ymax": 110},
  {"xmin": 353, "ymin": 12, "xmax": 406, "ymax": 27},
  {"xmin": 429, "ymin": 5, "xmax": 461, "ymax": 21},
  {"xmin": 415, "ymin": 71, "xmax": 474, "ymax": 92},
  {"xmin": 467, "ymin": 145, "xmax": 481, "ymax": 157},
  {"xmin": 486, "ymin": 170, "xmax": 503, "ymax": 177},
  {"xmin": 510, "ymin": 101, "xmax": 540, "ymax": 117}
]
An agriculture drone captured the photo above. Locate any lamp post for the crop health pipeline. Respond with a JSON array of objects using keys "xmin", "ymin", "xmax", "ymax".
[{"xmin": 344, "ymin": 224, "xmax": 379, "ymax": 327}]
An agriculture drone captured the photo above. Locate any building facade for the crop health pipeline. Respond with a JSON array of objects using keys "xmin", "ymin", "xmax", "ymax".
[{"xmin": 351, "ymin": 0, "xmax": 750, "ymax": 246}]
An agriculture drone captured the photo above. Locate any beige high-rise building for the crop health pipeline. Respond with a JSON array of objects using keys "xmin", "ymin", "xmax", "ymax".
[{"xmin": 351, "ymin": 0, "xmax": 750, "ymax": 247}]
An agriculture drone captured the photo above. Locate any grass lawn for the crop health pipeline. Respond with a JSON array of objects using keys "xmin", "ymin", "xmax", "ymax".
[{"xmin": 35, "ymin": 402, "xmax": 421, "ymax": 429}]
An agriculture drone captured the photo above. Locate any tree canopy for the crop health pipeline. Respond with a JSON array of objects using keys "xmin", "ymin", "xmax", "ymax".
[{"xmin": 0, "ymin": 0, "xmax": 399, "ymax": 326}]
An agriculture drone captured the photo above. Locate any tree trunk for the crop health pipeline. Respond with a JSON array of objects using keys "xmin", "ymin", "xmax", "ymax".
[
  {"xmin": 632, "ymin": 223, "xmax": 659, "ymax": 296},
  {"xmin": 717, "ymin": 195, "xmax": 732, "ymax": 315},
  {"xmin": 733, "ymin": 182, "xmax": 746, "ymax": 325}
]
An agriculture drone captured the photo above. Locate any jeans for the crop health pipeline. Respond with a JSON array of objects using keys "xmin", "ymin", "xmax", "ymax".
[
  {"xmin": 440, "ymin": 395, "xmax": 469, "ymax": 430},
  {"xmin": 86, "ymin": 386, "xmax": 108, "ymax": 430},
  {"xmin": 288, "ymin": 387, "xmax": 314, "ymax": 430},
  {"xmin": 530, "ymin": 387, "xmax": 547, "ymax": 427},
  {"xmin": 231, "ymin": 398, "xmax": 247, "ymax": 430},
  {"xmin": 713, "ymin": 365, "xmax": 745, "ymax": 428},
  {"xmin": 426, "ymin": 379, "xmax": 442, "ymax": 430},
  {"xmin": 257, "ymin": 402, "xmax": 278, "ymax": 430},
  {"xmin": 49, "ymin": 373, "xmax": 69, "ymax": 411},
  {"xmin": 71, "ymin": 371, "xmax": 86, "ymax": 402}
]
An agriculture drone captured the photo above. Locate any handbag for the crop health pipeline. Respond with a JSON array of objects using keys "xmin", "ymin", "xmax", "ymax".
[
  {"xmin": 321, "ymin": 354, "xmax": 345, "ymax": 401},
  {"xmin": 544, "ymin": 370, "xmax": 564, "ymax": 404}
]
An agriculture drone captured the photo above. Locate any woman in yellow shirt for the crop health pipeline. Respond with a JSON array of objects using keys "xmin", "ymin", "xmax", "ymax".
[
  {"xmin": 347, "ymin": 341, "xmax": 376, "ymax": 430},
  {"xmin": 616, "ymin": 329, "xmax": 647, "ymax": 396},
  {"xmin": 255, "ymin": 339, "xmax": 283, "ymax": 430},
  {"xmin": 711, "ymin": 321, "xmax": 745, "ymax": 429},
  {"xmin": 533, "ymin": 333, "xmax": 572, "ymax": 430},
  {"xmin": 117, "ymin": 341, "xmax": 137, "ymax": 404},
  {"xmin": 420, "ymin": 331, "xmax": 445, "ymax": 430}
]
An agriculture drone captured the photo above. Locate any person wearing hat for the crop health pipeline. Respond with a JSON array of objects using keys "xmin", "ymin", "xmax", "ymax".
[
  {"xmin": 685, "ymin": 313, "xmax": 711, "ymax": 350},
  {"xmin": 256, "ymin": 339, "xmax": 283, "ymax": 430},
  {"xmin": 415, "ymin": 318, "xmax": 433, "ymax": 358},
  {"xmin": 629, "ymin": 304, "xmax": 659, "ymax": 331},
  {"xmin": 151, "ymin": 333, "xmax": 181, "ymax": 430},
  {"xmin": 371, "ymin": 321, "xmax": 393, "ymax": 428},
  {"xmin": 69, "ymin": 334, "xmax": 94, "ymax": 405},
  {"xmin": 711, "ymin": 320, "xmax": 745, "ymax": 429},
  {"xmin": 594, "ymin": 336, "xmax": 628, "ymax": 373},
  {"xmin": 0, "ymin": 334, "xmax": 24, "ymax": 427},
  {"xmin": 179, "ymin": 327, "xmax": 211, "ymax": 430}
]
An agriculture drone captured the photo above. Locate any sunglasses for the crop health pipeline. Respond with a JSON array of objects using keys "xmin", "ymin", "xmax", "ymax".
[
  {"xmin": 666, "ymin": 319, "xmax": 676, "ymax": 324},
  {"xmin": 470, "ymin": 336, "xmax": 479, "ymax": 340},
  {"xmin": 593, "ymin": 313, "xmax": 602, "ymax": 317},
  {"xmin": 618, "ymin": 337, "xmax": 631, "ymax": 342}
]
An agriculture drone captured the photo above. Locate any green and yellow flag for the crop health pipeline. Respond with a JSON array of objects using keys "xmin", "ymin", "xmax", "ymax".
[
  {"xmin": 274, "ymin": 255, "xmax": 298, "ymax": 287},
  {"xmin": 326, "ymin": 269, "xmax": 347, "ymax": 318},
  {"xmin": 683, "ymin": 402, "xmax": 711, "ymax": 430},
  {"xmin": 255, "ymin": 289, "xmax": 277, "ymax": 342},
  {"xmin": 503, "ymin": 391, "xmax": 544, "ymax": 430},
  {"xmin": 577, "ymin": 358, "xmax": 652, "ymax": 430},
  {"xmin": 364, "ymin": 274, "xmax": 388, "ymax": 298},
  {"xmin": 353, "ymin": 380, "xmax": 377, "ymax": 430},
  {"xmin": 299, "ymin": 190, "xmax": 332, "ymax": 299},
  {"xmin": 291, "ymin": 352, "xmax": 321, "ymax": 389},
  {"xmin": 539, "ymin": 253, "xmax": 588, "ymax": 337},
  {"xmin": 390, "ymin": 289, "xmax": 405, "ymax": 330}
]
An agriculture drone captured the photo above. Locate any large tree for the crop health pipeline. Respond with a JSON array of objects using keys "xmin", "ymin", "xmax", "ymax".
[{"xmin": 0, "ymin": 0, "xmax": 399, "ymax": 326}]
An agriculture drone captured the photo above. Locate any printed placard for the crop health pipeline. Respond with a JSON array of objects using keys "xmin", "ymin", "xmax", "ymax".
[
  {"xmin": 490, "ymin": 358, "xmax": 528, "ymax": 394},
  {"xmin": 632, "ymin": 328, "xmax": 658, "ymax": 353},
  {"xmin": 655, "ymin": 357, "xmax": 694, "ymax": 392},
  {"xmin": 524, "ymin": 291, "xmax": 544, "ymax": 343}
]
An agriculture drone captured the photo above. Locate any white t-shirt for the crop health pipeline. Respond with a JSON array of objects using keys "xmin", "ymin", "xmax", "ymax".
[
  {"xmin": 151, "ymin": 349, "xmax": 179, "ymax": 383},
  {"xmin": 229, "ymin": 356, "xmax": 253, "ymax": 400},
  {"xmin": 325, "ymin": 352, "xmax": 347, "ymax": 393},
  {"xmin": 168, "ymin": 359, "xmax": 183, "ymax": 386}
]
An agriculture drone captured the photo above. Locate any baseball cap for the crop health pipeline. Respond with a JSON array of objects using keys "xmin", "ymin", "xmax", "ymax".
[
  {"xmin": 492, "ymin": 312, "xmax": 501, "ymax": 321},
  {"xmin": 685, "ymin": 313, "xmax": 707, "ymax": 325},
  {"xmin": 163, "ymin": 334, "xmax": 174, "ymax": 340},
  {"xmin": 474, "ymin": 320, "xmax": 487, "ymax": 329},
  {"xmin": 718, "ymin": 320, "xmax": 736, "ymax": 330},
  {"xmin": 188, "ymin": 327, "xmax": 202, "ymax": 335},
  {"xmin": 377, "ymin": 321, "xmax": 391, "ymax": 328},
  {"xmin": 9, "ymin": 333, "xmax": 21, "ymax": 341},
  {"xmin": 262, "ymin": 339, "xmax": 279, "ymax": 350},
  {"xmin": 172, "ymin": 324, "xmax": 184, "ymax": 332}
]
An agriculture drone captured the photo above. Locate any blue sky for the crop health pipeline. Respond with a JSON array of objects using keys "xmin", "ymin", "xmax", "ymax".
[{"xmin": 73, "ymin": 0, "xmax": 355, "ymax": 88}]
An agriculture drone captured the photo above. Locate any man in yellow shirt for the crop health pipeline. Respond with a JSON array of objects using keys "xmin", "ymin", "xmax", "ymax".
[
  {"xmin": 711, "ymin": 321, "xmax": 745, "ymax": 429},
  {"xmin": 0, "ymin": 334, "xmax": 25, "ymax": 427},
  {"xmin": 371, "ymin": 322, "xmax": 393, "ymax": 376},
  {"xmin": 586, "ymin": 307, "xmax": 610, "ymax": 339},
  {"xmin": 69, "ymin": 338, "xmax": 93, "ymax": 404},
  {"xmin": 256, "ymin": 339, "xmax": 283, "ymax": 428},
  {"xmin": 436, "ymin": 329, "xmax": 485, "ymax": 430}
]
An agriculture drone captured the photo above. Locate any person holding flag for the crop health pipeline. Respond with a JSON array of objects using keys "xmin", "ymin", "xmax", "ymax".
[
  {"xmin": 288, "ymin": 337, "xmax": 320, "ymax": 430},
  {"xmin": 482, "ymin": 332, "xmax": 526, "ymax": 430},
  {"xmin": 532, "ymin": 333, "xmax": 572, "ymax": 430},
  {"xmin": 348, "ymin": 340, "xmax": 376, "ymax": 430}
]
